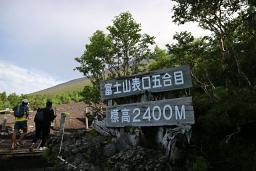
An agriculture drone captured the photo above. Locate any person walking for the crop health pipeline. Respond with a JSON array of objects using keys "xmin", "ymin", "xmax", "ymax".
[
  {"xmin": 29, "ymin": 101, "xmax": 55, "ymax": 151},
  {"xmin": 11, "ymin": 99, "xmax": 30, "ymax": 150}
]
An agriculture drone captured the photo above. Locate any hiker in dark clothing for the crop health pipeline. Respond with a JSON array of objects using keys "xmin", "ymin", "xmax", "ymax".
[{"xmin": 30, "ymin": 101, "xmax": 56, "ymax": 151}]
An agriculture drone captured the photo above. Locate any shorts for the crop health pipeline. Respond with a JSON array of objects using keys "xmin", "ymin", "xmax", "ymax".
[{"xmin": 14, "ymin": 120, "xmax": 27, "ymax": 132}]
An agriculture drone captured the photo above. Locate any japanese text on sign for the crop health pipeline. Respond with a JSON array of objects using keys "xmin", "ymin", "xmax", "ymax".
[
  {"xmin": 106, "ymin": 97, "xmax": 194, "ymax": 127},
  {"xmin": 100, "ymin": 65, "xmax": 192, "ymax": 100},
  {"xmin": 104, "ymin": 71, "xmax": 183, "ymax": 95}
]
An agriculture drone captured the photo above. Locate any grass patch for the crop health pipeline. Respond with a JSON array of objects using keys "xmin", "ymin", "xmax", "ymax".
[{"xmin": 42, "ymin": 149, "xmax": 60, "ymax": 165}]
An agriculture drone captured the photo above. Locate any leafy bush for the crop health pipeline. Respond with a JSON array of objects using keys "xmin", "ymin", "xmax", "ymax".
[{"xmin": 0, "ymin": 90, "xmax": 83, "ymax": 110}]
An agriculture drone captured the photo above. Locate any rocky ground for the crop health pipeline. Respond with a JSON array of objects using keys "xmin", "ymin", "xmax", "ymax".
[
  {"xmin": 45, "ymin": 129, "xmax": 172, "ymax": 171},
  {"xmin": 0, "ymin": 121, "xmax": 189, "ymax": 171},
  {"xmin": 0, "ymin": 101, "xmax": 189, "ymax": 170}
]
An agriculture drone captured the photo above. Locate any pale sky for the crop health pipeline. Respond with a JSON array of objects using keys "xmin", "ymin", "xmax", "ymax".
[{"xmin": 0, "ymin": 0, "xmax": 210, "ymax": 95}]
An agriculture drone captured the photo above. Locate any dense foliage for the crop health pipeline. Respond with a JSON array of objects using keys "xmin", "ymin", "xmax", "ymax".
[
  {"xmin": 75, "ymin": 12, "xmax": 155, "ymax": 84},
  {"xmin": 0, "ymin": 91, "xmax": 83, "ymax": 111},
  {"xmin": 148, "ymin": 1, "xmax": 256, "ymax": 170},
  {"xmin": 76, "ymin": 2, "xmax": 256, "ymax": 170},
  {"xmin": 75, "ymin": 12, "xmax": 155, "ymax": 112}
]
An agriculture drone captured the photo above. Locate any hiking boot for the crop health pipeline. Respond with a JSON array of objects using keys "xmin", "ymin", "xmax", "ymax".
[
  {"xmin": 10, "ymin": 144, "xmax": 15, "ymax": 150},
  {"xmin": 16, "ymin": 141, "xmax": 24, "ymax": 146},
  {"xmin": 39, "ymin": 146, "xmax": 48, "ymax": 151}
]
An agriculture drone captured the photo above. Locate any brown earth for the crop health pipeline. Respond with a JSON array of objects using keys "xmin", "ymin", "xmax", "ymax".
[{"xmin": 0, "ymin": 101, "xmax": 100, "ymax": 133}]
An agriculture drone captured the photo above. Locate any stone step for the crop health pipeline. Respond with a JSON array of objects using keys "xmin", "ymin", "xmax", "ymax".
[
  {"xmin": 0, "ymin": 139, "xmax": 41, "ymax": 150},
  {"xmin": 0, "ymin": 149, "xmax": 42, "ymax": 155},
  {"xmin": 0, "ymin": 151, "xmax": 51, "ymax": 170}
]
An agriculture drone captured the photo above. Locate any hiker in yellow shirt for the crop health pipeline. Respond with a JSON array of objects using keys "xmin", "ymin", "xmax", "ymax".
[{"xmin": 11, "ymin": 99, "xmax": 30, "ymax": 150}]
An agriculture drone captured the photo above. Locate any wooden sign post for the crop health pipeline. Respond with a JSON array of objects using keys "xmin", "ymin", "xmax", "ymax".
[
  {"xmin": 100, "ymin": 65, "xmax": 195, "ymax": 128},
  {"xmin": 59, "ymin": 113, "xmax": 66, "ymax": 134},
  {"xmin": 106, "ymin": 97, "xmax": 194, "ymax": 127},
  {"xmin": 100, "ymin": 65, "xmax": 195, "ymax": 161},
  {"xmin": 1, "ymin": 108, "xmax": 9, "ymax": 131},
  {"xmin": 101, "ymin": 65, "xmax": 192, "ymax": 100}
]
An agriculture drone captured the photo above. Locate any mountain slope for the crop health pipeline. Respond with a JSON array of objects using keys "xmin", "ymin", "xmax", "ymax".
[{"xmin": 31, "ymin": 77, "xmax": 90, "ymax": 95}]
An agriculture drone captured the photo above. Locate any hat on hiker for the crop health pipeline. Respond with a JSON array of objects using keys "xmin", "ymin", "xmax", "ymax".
[{"xmin": 22, "ymin": 99, "xmax": 29, "ymax": 104}]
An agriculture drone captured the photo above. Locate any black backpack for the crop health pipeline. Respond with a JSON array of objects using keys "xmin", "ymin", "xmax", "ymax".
[
  {"xmin": 34, "ymin": 108, "xmax": 44, "ymax": 122},
  {"xmin": 14, "ymin": 104, "xmax": 26, "ymax": 117}
]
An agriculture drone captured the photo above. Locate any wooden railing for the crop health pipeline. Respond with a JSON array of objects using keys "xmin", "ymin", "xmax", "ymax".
[{"xmin": 1, "ymin": 108, "xmax": 11, "ymax": 130}]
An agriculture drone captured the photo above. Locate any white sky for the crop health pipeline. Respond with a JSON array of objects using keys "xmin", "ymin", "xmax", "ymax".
[{"xmin": 0, "ymin": 0, "xmax": 211, "ymax": 95}]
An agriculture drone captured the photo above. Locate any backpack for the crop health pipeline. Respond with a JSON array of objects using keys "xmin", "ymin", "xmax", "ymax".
[
  {"xmin": 14, "ymin": 104, "xmax": 26, "ymax": 117},
  {"xmin": 34, "ymin": 108, "xmax": 44, "ymax": 122}
]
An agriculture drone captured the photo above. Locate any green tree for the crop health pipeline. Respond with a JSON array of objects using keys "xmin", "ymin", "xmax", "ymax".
[
  {"xmin": 75, "ymin": 12, "xmax": 155, "ymax": 109},
  {"xmin": 153, "ymin": 1, "xmax": 256, "ymax": 169},
  {"xmin": 7, "ymin": 93, "xmax": 21, "ymax": 109},
  {"xmin": 149, "ymin": 30, "xmax": 256, "ymax": 170},
  {"xmin": 60, "ymin": 94, "xmax": 71, "ymax": 104},
  {"xmin": 0, "ymin": 92, "xmax": 8, "ymax": 110},
  {"xmin": 80, "ymin": 85, "xmax": 101, "ymax": 106},
  {"xmin": 166, "ymin": 32, "xmax": 223, "ymax": 99},
  {"xmin": 107, "ymin": 12, "xmax": 155, "ymax": 77},
  {"xmin": 51, "ymin": 95, "xmax": 63, "ymax": 105},
  {"xmin": 171, "ymin": 0, "xmax": 255, "ymax": 88},
  {"xmin": 29, "ymin": 95, "xmax": 46, "ymax": 109},
  {"xmin": 69, "ymin": 91, "xmax": 82, "ymax": 102},
  {"xmin": 75, "ymin": 30, "xmax": 112, "ymax": 85},
  {"xmin": 148, "ymin": 46, "xmax": 171, "ymax": 71},
  {"xmin": 0, "ymin": 92, "xmax": 7, "ymax": 102},
  {"xmin": 0, "ymin": 98, "xmax": 3, "ymax": 110},
  {"xmin": 75, "ymin": 12, "xmax": 155, "ymax": 82}
]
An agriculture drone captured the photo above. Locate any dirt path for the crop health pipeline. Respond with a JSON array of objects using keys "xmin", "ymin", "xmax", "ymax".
[
  {"xmin": 0, "ymin": 101, "xmax": 94, "ymax": 132},
  {"xmin": 0, "ymin": 101, "xmax": 96, "ymax": 170},
  {"xmin": 0, "ymin": 137, "xmax": 52, "ymax": 171}
]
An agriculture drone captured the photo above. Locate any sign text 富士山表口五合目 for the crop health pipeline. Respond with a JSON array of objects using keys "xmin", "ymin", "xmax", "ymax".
[{"xmin": 100, "ymin": 65, "xmax": 192, "ymax": 100}]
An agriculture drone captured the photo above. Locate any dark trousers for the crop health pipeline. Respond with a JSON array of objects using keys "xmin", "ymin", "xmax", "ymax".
[{"xmin": 33, "ymin": 122, "xmax": 50, "ymax": 147}]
